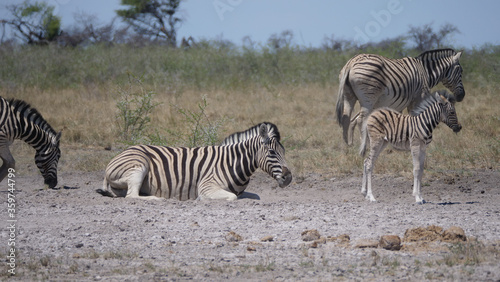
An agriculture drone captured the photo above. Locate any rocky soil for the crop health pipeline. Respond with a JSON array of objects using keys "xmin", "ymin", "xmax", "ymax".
[{"xmin": 2, "ymin": 168, "xmax": 500, "ymax": 281}]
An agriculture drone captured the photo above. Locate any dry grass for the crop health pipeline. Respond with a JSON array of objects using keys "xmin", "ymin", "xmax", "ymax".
[{"xmin": 2, "ymin": 81, "xmax": 499, "ymax": 180}]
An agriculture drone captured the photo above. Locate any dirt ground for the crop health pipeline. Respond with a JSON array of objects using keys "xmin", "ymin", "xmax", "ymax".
[{"xmin": 2, "ymin": 166, "xmax": 500, "ymax": 281}]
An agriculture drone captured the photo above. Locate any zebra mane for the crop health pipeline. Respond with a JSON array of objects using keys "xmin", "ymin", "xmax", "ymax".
[
  {"xmin": 221, "ymin": 122, "xmax": 280, "ymax": 145},
  {"xmin": 7, "ymin": 98, "xmax": 58, "ymax": 137},
  {"xmin": 410, "ymin": 90, "xmax": 455, "ymax": 116},
  {"xmin": 416, "ymin": 48, "xmax": 457, "ymax": 60}
]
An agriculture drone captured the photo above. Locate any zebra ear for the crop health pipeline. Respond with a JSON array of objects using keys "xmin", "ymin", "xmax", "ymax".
[
  {"xmin": 259, "ymin": 124, "xmax": 270, "ymax": 144},
  {"xmin": 452, "ymin": 51, "xmax": 462, "ymax": 63}
]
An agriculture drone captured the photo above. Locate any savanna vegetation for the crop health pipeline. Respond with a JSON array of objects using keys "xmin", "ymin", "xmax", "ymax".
[{"xmin": 0, "ymin": 1, "xmax": 499, "ymax": 180}]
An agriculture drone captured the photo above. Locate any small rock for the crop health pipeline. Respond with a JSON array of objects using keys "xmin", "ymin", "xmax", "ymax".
[
  {"xmin": 337, "ymin": 234, "xmax": 350, "ymax": 243},
  {"xmin": 75, "ymin": 243, "xmax": 84, "ymax": 248},
  {"xmin": 379, "ymin": 235, "xmax": 401, "ymax": 251},
  {"xmin": 247, "ymin": 246, "xmax": 256, "ymax": 252},
  {"xmin": 443, "ymin": 226, "xmax": 466, "ymax": 242},
  {"xmin": 260, "ymin": 235, "xmax": 274, "ymax": 242},
  {"xmin": 225, "ymin": 231, "xmax": 243, "ymax": 242},
  {"xmin": 354, "ymin": 239, "xmax": 379, "ymax": 249},
  {"xmin": 301, "ymin": 229, "xmax": 321, "ymax": 242}
]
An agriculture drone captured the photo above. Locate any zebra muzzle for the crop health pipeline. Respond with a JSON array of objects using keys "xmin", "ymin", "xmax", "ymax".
[
  {"xmin": 276, "ymin": 167, "xmax": 292, "ymax": 188},
  {"xmin": 453, "ymin": 124, "xmax": 462, "ymax": 133}
]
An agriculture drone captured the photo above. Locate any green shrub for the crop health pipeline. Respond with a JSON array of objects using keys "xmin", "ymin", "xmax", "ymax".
[
  {"xmin": 115, "ymin": 73, "xmax": 160, "ymax": 144},
  {"xmin": 167, "ymin": 95, "xmax": 227, "ymax": 147}
]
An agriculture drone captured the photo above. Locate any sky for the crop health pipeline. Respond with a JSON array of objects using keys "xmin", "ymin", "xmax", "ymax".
[{"xmin": 2, "ymin": 0, "xmax": 499, "ymax": 49}]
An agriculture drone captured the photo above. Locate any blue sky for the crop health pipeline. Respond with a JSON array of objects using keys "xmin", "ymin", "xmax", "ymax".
[{"xmin": 2, "ymin": 0, "xmax": 499, "ymax": 48}]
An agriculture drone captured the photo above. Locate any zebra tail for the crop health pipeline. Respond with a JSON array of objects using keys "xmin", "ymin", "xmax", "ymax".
[{"xmin": 336, "ymin": 67, "xmax": 350, "ymax": 126}]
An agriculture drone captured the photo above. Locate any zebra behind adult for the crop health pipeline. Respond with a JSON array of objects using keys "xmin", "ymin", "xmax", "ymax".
[
  {"xmin": 336, "ymin": 48, "xmax": 465, "ymax": 146},
  {"xmin": 0, "ymin": 98, "xmax": 62, "ymax": 188},
  {"xmin": 359, "ymin": 90, "xmax": 461, "ymax": 204},
  {"xmin": 98, "ymin": 123, "xmax": 292, "ymax": 201}
]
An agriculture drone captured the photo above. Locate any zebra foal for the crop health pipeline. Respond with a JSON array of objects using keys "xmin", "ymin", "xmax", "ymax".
[
  {"xmin": 359, "ymin": 90, "xmax": 461, "ymax": 204},
  {"xmin": 336, "ymin": 49, "xmax": 465, "ymax": 145},
  {"xmin": 98, "ymin": 123, "xmax": 292, "ymax": 201},
  {"xmin": 0, "ymin": 97, "xmax": 62, "ymax": 188}
]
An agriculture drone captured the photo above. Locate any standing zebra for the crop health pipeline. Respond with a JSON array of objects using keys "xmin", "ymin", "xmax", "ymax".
[
  {"xmin": 0, "ymin": 98, "xmax": 62, "ymax": 188},
  {"xmin": 98, "ymin": 123, "xmax": 292, "ymax": 201},
  {"xmin": 336, "ymin": 48, "xmax": 465, "ymax": 145},
  {"xmin": 359, "ymin": 90, "xmax": 461, "ymax": 204}
]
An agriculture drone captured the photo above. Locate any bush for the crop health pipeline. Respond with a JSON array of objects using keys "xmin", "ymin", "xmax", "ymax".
[
  {"xmin": 167, "ymin": 95, "xmax": 227, "ymax": 147},
  {"xmin": 115, "ymin": 73, "xmax": 160, "ymax": 144}
]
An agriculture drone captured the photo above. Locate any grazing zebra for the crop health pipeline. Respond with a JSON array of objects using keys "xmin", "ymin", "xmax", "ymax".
[
  {"xmin": 336, "ymin": 48, "xmax": 465, "ymax": 145},
  {"xmin": 221, "ymin": 122, "xmax": 279, "ymax": 145},
  {"xmin": 359, "ymin": 90, "xmax": 461, "ymax": 204},
  {"xmin": 97, "ymin": 123, "xmax": 292, "ymax": 201},
  {"xmin": 0, "ymin": 98, "xmax": 62, "ymax": 188}
]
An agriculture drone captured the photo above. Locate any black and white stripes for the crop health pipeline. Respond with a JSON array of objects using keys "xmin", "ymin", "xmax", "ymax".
[
  {"xmin": 336, "ymin": 49, "xmax": 464, "ymax": 145},
  {"xmin": 0, "ymin": 97, "xmax": 62, "ymax": 188},
  {"xmin": 98, "ymin": 123, "xmax": 292, "ymax": 201},
  {"xmin": 359, "ymin": 90, "xmax": 461, "ymax": 203}
]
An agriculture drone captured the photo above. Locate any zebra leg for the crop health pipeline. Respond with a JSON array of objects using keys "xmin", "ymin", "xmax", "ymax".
[
  {"xmin": 348, "ymin": 112, "xmax": 360, "ymax": 146},
  {"xmin": 197, "ymin": 185, "xmax": 238, "ymax": 201},
  {"xmin": 410, "ymin": 141, "xmax": 427, "ymax": 204},
  {"xmin": 124, "ymin": 169, "xmax": 163, "ymax": 200},
  {"xmin": 340, "ymin": 87, "xmax": 358, "ymax": 146},
  {"xmin": 105, "ymin": 166, "xmax": 160, "ymax": 200},
  {"xmin": 0, "ymin": 145, "xmax": 15, "ymax": 183},
  {"xmin": 362, "ymin": 138, "xmax": 387, "ymax": 202}
]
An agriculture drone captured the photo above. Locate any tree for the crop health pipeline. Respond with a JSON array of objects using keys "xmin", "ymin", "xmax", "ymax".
[
  {"xmin": 267, "ymin": 30, "xmax": 294, "ymax": 49},
  {"xmin": 57, "ymin": 12, "xmax": 129, "ymax": 47},
  {"xmin": 408, "ymin": 22, "xmax": 459, "ymax": 52},
  {"xmin": 3, "ymin": 0, "xmax": 61, "ymax": 45},
  {"xmin": 116, "ymin": 0, "xmax": 182, "ymax": 47}
]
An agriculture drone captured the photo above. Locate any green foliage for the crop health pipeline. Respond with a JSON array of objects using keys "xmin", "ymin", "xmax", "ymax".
[
  {"xmin": 115, "ymin": 73, "xmax": 161, "ymax": 144},
  {"xmin": 116, "ymin": 0, "xmax": 182, "ymax": 45},
  {"xmin": 168, "ymin": 95, "xmax": 227, "ymax": 147},
  {"xmin": 0, "ymin": 41, "xmax": 499, "ymax": 91},
  {"xmin": 6, "ymin": 1, "xmax": 61, "ymax": 44}
]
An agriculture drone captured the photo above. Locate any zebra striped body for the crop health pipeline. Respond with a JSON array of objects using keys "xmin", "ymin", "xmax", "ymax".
[
  {"xmin": 360, "ymin": 90, "xmax": 461, "ymax": 203},
  {"xmin": 0, "ymin": 98, "xmax": 62, "ymax": 188},
  {"xmin": 0, "ymin": 97, "xmax": 10, "ymax": 129},
  {"xmin": 336, "ymin": 49, "xmax": 464, "ymax": 145},
  {"xmin": 221, "ymin": 122, "xmax": 279, "ymax": 145},
  {"xmin": 99, "ymin": 124, "xmax": 292, "ymax": 201}
]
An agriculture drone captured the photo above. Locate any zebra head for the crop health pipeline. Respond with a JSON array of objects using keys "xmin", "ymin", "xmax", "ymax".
[
  {"xmin": 437, "ymin": 91, "xmax": 462, "ymax": 133},
  {"xmin": 35, "ymin": 131, "xmax": 62, "ymax": 188},
  {"xmin": 256, "ymin": 124, "xmax": 292, "ymax": 188},
  {"xmin": 441, "ymin": 51, "xmax": 465, "ymax": 103}
]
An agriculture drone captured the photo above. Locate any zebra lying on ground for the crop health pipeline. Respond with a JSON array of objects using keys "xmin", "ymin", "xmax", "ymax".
[
  {"xmin": 97, "ymin": 123, "xmax": 292, "ymax": 200},
  {"xmin": 336, "ymin": 48, "xmax": 465, "ymax": 146},
  {"xmin": 359, "ymin": 90, "xmax": 461, "ymax": 204},
  {"xmin": 0, "ymin": 97, "xmax": 62, "ymax": 188}
]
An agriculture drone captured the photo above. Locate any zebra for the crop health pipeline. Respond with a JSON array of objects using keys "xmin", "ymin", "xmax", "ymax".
[
  {"xmin": 97, "ymin": 123, "xmax": 292, "ymax": 201},
  {"xmin": 336, "ymin": 48, "xmax": 465, "ymax": 146},
  {"xmin": 359, "ymin": 90, "xmax": 461, "ymax": 204},
  {"xmin": 0, "ymin": 98, "xmax": 62, "ymax": 188},
  {"xmin": 221, "ymin": 122, "xmax": 280, "ymax": 145}
]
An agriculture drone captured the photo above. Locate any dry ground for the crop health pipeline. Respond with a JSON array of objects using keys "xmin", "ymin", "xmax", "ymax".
[{"xmin": 1, "ymin": 158, "xmax": 499, "ymax": 281}]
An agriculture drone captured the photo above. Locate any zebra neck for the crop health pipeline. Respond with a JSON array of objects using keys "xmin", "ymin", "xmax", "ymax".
[
  {"xmin": 225, "ymin": 140, "xmax": 260, "ymax": 183},
  {"xmin": 419, "ymin": 53, "xmax": 454, "ymax": 88},
  {"xmin": 14, "ymin": 118, "xmax": 57, "ymax": 153},
  {"xmin": 412, "ymin": 103, "xmax": 441, "ymax": 137}
]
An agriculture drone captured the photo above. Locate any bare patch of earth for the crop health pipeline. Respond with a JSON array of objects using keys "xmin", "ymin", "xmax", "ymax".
[{"xmin": 1, "ymin": 168, "xmax": 499, "ymax": 281}]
